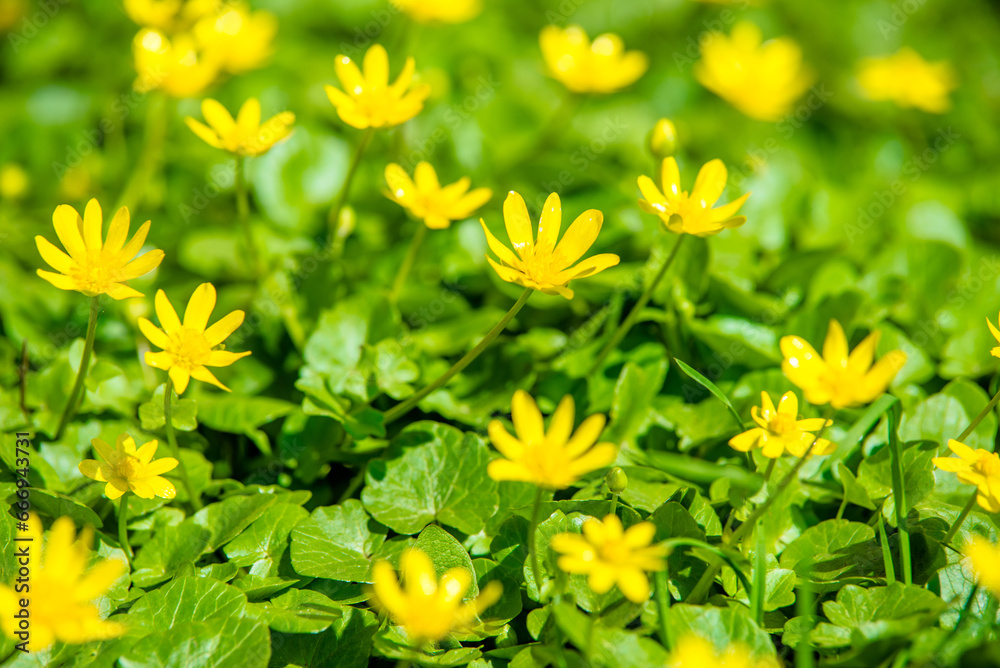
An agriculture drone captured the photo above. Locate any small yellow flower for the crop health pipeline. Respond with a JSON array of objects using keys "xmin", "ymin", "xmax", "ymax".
[
  {"xmin": 481, "ymin": 191, "xmax": 619, "ymax": 299},
  {"xmin": 0, "ymin": 514, "xmax": 125, "ymax": 652},
  {"xmin": 648, "ymin": 118, "xmax": 678, "ymax": 159},
  {"xmin": 487, "ymin": 390, "xmax": 618, "ymax": 489},
  {"xmin": 325, "ymin": 44, "xmax": 431, "ymax": 129},
  {"xmin": 964, "ymin": 535, "xmax": 1000, "ymax": 599},
  {"xmin": 370, "ymin": 548, "xmax": 502, "ymax": 643},
  {"xmin": 550, "ymin": 514, "xmax": 666, "ymax": 603},
  {"xmin": 729, "ymin": 391, "xmax": 834, "ymax": 459},
  {"xmin": 637, "ymin": 157, "xmax": 749, "ymax": 237},
  {"xmin": 133, "ymin": 29, "xmax": 220, "ymax": 98},
  {"xmin": 391, "ymin": 0, "xmax": 481, "ymax": 23},
  {"xmin": 384, "ymin": 162, "xmax": 491, "ymax": 229},
  {"xmin": 858, "ymin": 48, "xmax": 955, "ymax": 114},
  {"xmin": 194, "ymin": 2, "xmax": 277, "ymax": 74},
  {"xmin": 139, "ymin": 283, "xmax": 250, "ymax": 394},
  {"xmin": 984, "ymin": 312, "xmax": 1000, "ymax": 358},
  {"xmin": 35, "ymin": 199, "xmax": 164, "ymax": 299},
  {"xmin": 185, "ymin": 98, "xmax": 294, "ymax": 157},
  {"xmin": 0, "ymin": 162, "xmax": 29, "ymax": 199},
  {"xmin": 933, "ymin": 440, "xmax": 1000, "ymax": 513},
  {"xmin": 79, "ymin": 434, "xmax": 178, "ymax": 500},
  {"xmin": 124, "ymin": 0, "xmax": 217, "ymax": 32},
  {"xmin": 695, "ymin": 21, "xmax": 814, "ymax": 122},
  {"xmin": 781, "ymin": 320, "xmax": 907, "ymax": 409},
  {"xmin": 667, "ymin": 635, "xmax": 779, "ymax": 668},
  {"xmin": 539, "ymin": 25, "xmax": 648, "ymax": 94}
]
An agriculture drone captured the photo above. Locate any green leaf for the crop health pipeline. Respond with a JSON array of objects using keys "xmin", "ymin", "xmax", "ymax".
[
  {"xmin": 128, "ymin": 576, "xmax": 249, "ymax": 629},
  {"xmin": 195, "ymin": 394, "xmax": 297, "ymax": 456},
  {"xmin": 673, "ymin": 358, "xmax": 745, "ymax": 429},
  {"xmin": 16, "ymin": 488, "xmax": 102, "ymax": 528},
  {"xmin": 664, "ymin": 604, "xmax": 776, "ymax": 658},
  {"xmin": 604, "ymin": 357, "xmax": 668, "ymax": 450},
  {"xmin": 131, "ymin": 522, "xmax": 212, "ymax": 588},
  {"xmin": 813, "ymin": 583, "xmax": 947, "ymax": 648},
  {"xmin": 223, "ymin": 502, "xmax": 309, "ymax": 576},
  {"xmin": 415, "ymin": 524, "xmax": 479, "ymax": 597},
  {"xmin": 779, "ymin": 519, "xmax": 881, "ymax": 582},
  {"xmin": 857, "ymin": 439, "xmax": 938, "ymax": 509},
  {"xmin": 138, "ymin": 384, "xmax": 198, "ymax": 432},
  {"xmin": 290, "ymin": 499, "xmax": 387, "ymax": 582},
  {"xmin": 190, "ymin": 494, "xmax": 278, "ymax": 552},
  {"xmin": 249, "ymin": 588, "xmax": 341, "ymax": 633},
  {"xmin": 270, "ymin": 606, "xmax": 378, "ymax": 668},
  {"xmin": 121, "ymin": 616, "xmax": 270, "ymax": 668},
  {"xmin": 835, "ymin": 462, "xmax": 876, "ymax": 511}
]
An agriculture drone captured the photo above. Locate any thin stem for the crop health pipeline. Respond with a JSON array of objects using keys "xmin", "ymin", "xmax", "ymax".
[
  {"xmin": 609, "ymin": 493, "xmax": 619, "ymax": 519},
  {"xmin": 235, "ymin": 156, "xmax": 261, "ymax": 276},
  {"xmin": 877, "ymin": 510, "xmax": 896, "ymax": 585},
  {"xmin": 762, "ymin": 458, "xmax": 776, "ymax": 483},
  {"xmin": 957, "ymin": 386, "xmax": 1000, "ymax": 442},
  {"xmin": 383, "ymin": 288, "xmax": 532, "ymax": 423},
  {"xmin": 589, "ymin": 234, "xmax": 685, "ymax": 374},
  {"xmin": 389, "ymin": 224, "xmax": 427, "ymax": 303},
  {"xmin": 118, "ymin": 494, "xmax": 133, "ymax": 570},
  {"xmin": 55, "ymin": 297, "xmax": 100, "ymax": 440},
  {"xmin": 116, "ymin": 93, "xmax": 170, "ymax": 212},
  {"xmin": 164, "ymin": 378, "xmax": 202, "ymax": 510},
  {"xmin": 751, "ymin": 522, "xmax": 766, "ymax": 625},
  {"xmin": 528, "ymin": 487, "xmax": 544, "ymax": 600},
  {"xmin": 653, "ymin": 568, "xmax": 672, "ymax": 650},
  {"xmin": 795, "ymin": 563, "xmax": 816, "ymax": 668},
  {"xmin": 942, "ymin": 492, "xmax": 978, "ymax": 546},
  {"xmin": 329, "ymin": 127, "xmax": 375, "ymax": 242},
  {"xmin": 887, "ymin": 402, "xmax": 911, "ymax": 584}
]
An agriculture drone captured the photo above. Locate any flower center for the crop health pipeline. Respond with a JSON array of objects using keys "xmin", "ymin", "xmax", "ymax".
[
  {"xmin": 767, "ymin": 413, "xmax": 796, "ymax": 436},
  {"xmin": 975, "ymin": 452, "xmax": 1000, "ymax": 477},
  {"xmin": 165, "ymin": 327, "xmax": 213, "ymax": 371},
  {"xmin": 518, "ymin": 247, "xmax": 559, "ymax": 285},
  {"xmin": 115, "ymin": 456, "xmax": 141, "ymax": 480},
  {"xmin": 71, "ymin": 251, "xmax": 122, "ymax": 295},
  {"xmin": 598, "ymin": 540, "xmax": 632, "ymax": 565}
]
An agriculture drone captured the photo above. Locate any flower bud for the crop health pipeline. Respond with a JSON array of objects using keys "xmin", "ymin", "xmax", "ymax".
[
  {"xmin": 648, "ymin": 118, "xmax": 678, "ymax": 159},
  {"xmin": 606, "ymin": 467, "xmax": 628, "ymax": 494},
  {"xmin": 334, "ymin": 205, "xmax": 356, "ymax": 239}
]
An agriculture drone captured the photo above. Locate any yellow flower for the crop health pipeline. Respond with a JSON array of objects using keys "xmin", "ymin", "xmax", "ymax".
[
  {"xmin": 325, "ymin": 44, "xmax": 431, "ymax": 129},
  {"xmin": 185, "ymin": 98, "xmax": 294, "ymax": 157},
  {"xmin": 370, "ymin": 548, "xmax": 502, "ymax": 643},
  {"xmin": 194, "ymin": 2, "xmax": 277, "ymax": 74},
  {"xmin": 481, "ymin": 191, "xmax": 619, "ymax": 299},
  {"xmin": 133, "ymin": 29, "xmax": 220, "ymax": 98},
  {"xmin": 695, "ymin": 21, "xmax": 814, "ymax": 122},
  {"xmin": 729, "ymin": 391, "xmax": 834, "ymax": 459},
  {"xmin": 138, "ymin": 283, "xmax": 250, "ymax": 394},
  {"xmin": 964, "ymin": 535, "xmax": 1000, "ymax": 599},
  {"xmin": 550, "ymin": 514, "xmax": 667, "ymax": 603},
  {"xmin": 384, "ymin": 162, "xmax": 491, "ymax": 229},
  {"xmin": 985, "ymin": 312, "xmax": 1000, "ymax": 358},
  {"xmin": 648, "ymin": 118, "xmax": 678, "ymax": 160},
  {"xmin": 933, "ymin": 440, "xmax": 1000, "ymax": 513},
  {"xmin": 0, "ymin": 514, "xmax": 125, "ymax": 652},
  {"xmin": 0, "ymin": 162, "xmax": 29, "ymax": 199},
  {"xmin": 79, "ymin": 434, "xmax": 178, "ymax": 500},
  {"xmin": 539, "ymin": 25, "xmax": 648, "ymax": 94},
  {"xmin": 858, "ymin": 48, "xmax": 955, "ymax": 114},
  {"xmin": 781, "ymin": 320, "xmax": 907, "ymax": 409},
  {"xmin": 123, "ymin": 0, "xmax": 218, "ymax": 32},
  {"xmin": 667, "ymin": 635, "xmax": 779, "ymax": 668},
  {"xmin": 391, "ymin": 0, "xmax": 481, "ymax": 23},
  {"xmin": 637, "ymin": 157, "xmax": 749, "ymax": 237},
  {"xmin": 487, "ymin": 390, "xmax": 618, "ymax": 489},
  {"xmin": 35, "ymin": 199, "xmax": 164, "ymax": 299}
]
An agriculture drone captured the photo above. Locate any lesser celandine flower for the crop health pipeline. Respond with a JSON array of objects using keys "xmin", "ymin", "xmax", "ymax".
[
  {"xmin": 185, "ymin": 98, "xmax": 295, "ymax": 156},
  {"xmin": 539, "ymin": 25, "xmax": 648, "ymax": 94},
  {"xmin": 0, "ymin": 514, "xmax": 125, "ymax": 652},
  {"xmin": 964, "ymin": 535, "xmax": 1000, "ymax": 598},
  {"xmin": 933, "ymin": 440, "xmax": 1000, "ymax": 513},
  {"xmin": 695, "ymin": 21, "xmax": 814, "ymax": 122},
  {"xmin": 194, "ymin": 2, "xmax": 277, "ymax": 74},
  {"xmin": 858, "ymin": 48, "xmax": 955, "ymax": 114},
  {"xmin": 139, "ymin": 283, "xmax": 250, "ymax": 394},
  {"xmin": 481, "ymin": 192, "xmax": 619, "ymax": 299},
  {"xmin": 729, "ymin": 391, "xmax": 834, "ymax": 459},
  {"xmin": 667, "ymin": 635, "xmax": 779, "ymax": 668},
  {"xmin": 36, "ymin": 199, "xmax": 164, "ymax": 299},
  {"xmin": 325, "ymin": 44, "xmax": 431, "ymax": 129},
  {"xmin": 133, "ymin": 29, "xmax": 220, "ymax": 97},
  {"xmin": 550, "ymin": 514, "xmax": 667, "ymax": 603},
  {"xmin": 780, "ymin": 320, "xmax": 907, "ymax": 408},
  {"xmin": 370, "ymin": 548, "xmax": 502, "ymax": 643},
  {"xmin": 79, "ymin": 434, "xmax": 178, "ymax": 500},
  {"xmin": 487, "ymin": 390, "xmax": 618, "ymax": 489},
  {"xmin": 985, "ymin": 312, "xmax": 1000, "ymax": 358},
  {"xmin": 637, "ymin": 158, "xmax": 749, "ymax": 236},
  {"xmin": 384, "ymin": 162, "xmax": 491, "ymax": 229},
  {"xmin": 391, "ymin": 0, "xmax": 481, "ymax": 24}
]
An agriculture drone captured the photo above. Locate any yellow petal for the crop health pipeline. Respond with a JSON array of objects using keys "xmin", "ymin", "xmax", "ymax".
[
  {"xmin": 206, "ymin": 350, "xmax": 251, "ymax": 367},
  {"xmin": 144, "ymin": 351, "xmax": 174, "ymax": 370},
  {"xmin": 36, "ymin": 236, "xmax": 75, "ymax": 274},
  {"xmin": 78, "ymin": 460, "xmax": 106, "ymax": 482},
  {"xmin": 729, "ymin": 428, "xmax": 762, "ymax": 452},
  {"xmin": 438, "ymin": 567, "xmax": 472, "ymax": 605},
  {"xmin": 414, "ymin": 162, "xmax": 439, "ymax": 191},
  {"xmin": 480, "ymin": 220, "xmax": 522, "ymax": 269},
  {"xmin": 237, "ymin": 97, "xmax": 262, "ymax": 132},
  {"xmin": 552, "ymin": 208, "xmax": 603, "ymax": 268},
  {"xmin": 823, "ymin": 320, "xmax": 849, "ymax": 367},
  {"xmin": 777, "ymin": 391, "xmax": 798, "ymax": 417},
  {"xmin": 169, "ymin": 366, "xmax": 191, "ymax": 394},
  {"xmin": 191, "ymin": 365, "xmax": 230, "ymax": 391},
  {"xmin": 567, "ymin": 442, "xmax": 617, "ymax": 477},
  {"xmin": 551, "ymin": 253, "xmax": 619, "ymax": 284},
  {"xmin": 138, "ymin": 317, "xmax": 170, "ymax": 350},
  {"xmin": 948, "ymin": 439, "xmax": 978, "ymax": 461},
  {"xmin": 389, "ymin": 57, "xmax": 416, "ymax": 95},
  {"xmin": 202, "ymin": 98, "xmax": 236, "ymax": 136},
  {"xmin": 104, "ymin": 282, "xmax": 145, "ymax": 300},
  {"xmin": 363, "ymin": 43, "xmax": 390, "ymax": 87},
  {"xmin": 36, "ymin": 269, "xmax": 79, "ymax": 292},
  {"xmin": 135, "ymin": 440, "xmax": 158, "ymax": 464},
  {"xmin": 104, "ymin": 207, "xmax": 131, "ymax": 255},
  {"xmin": 52, "ymin": 204, "xmax": 86, "ymax": 258},
  {"xmin": 185, "ymin": 117, "xmax": 222, "ymax": 149},
  {"xmin": 118, "ymin": 220, "xmax": 151, "ymax": 261},
  {"xmin": 503, "ymin": 191, "xmax": 534, "ymax": 260},
  {"xmin": 616, "ymin": 567, "xmax": 651, "ymax": 603},
  {"xmin": 535, "ymin": 192, "xmax": 562, "ymax": 257},
  {"xmin": 144, "ymin": 457, "xmax": 178, "ymax": 476},
  {"xmin": 402, "ymin": 548, "xmax": 437, "ymax": 597},
  {"xmin": 75, "ymin": 559, "xmax": 126, "ymax": 600},
  {"xmin": 487, "ymin": 459, "xmax": 533, "ymax": 483},
  {"xmin": 487, "ymin": 420, "xmax": 525, "ymax": 459},
  {"xmin": 144, "ymin": 475, "xmax": 177, "ymax": 499},
  {"xmin": 372, "ymin": 560, "xmax": 405, "ymax": 615},
  {"xmin": 511, "ymin": 390, "xmax": 545, "ymax": 444},
  {"xmin": 204, "ymin": 310, "xmax": 245, "ymax": 346},
  {"xmin": 184, "ymin": 283, "xmax": 217, "ymax": 331},
  {"xmin": 547, "ymin": 395, "xmax": 575, "ymax": 447},
  {"xmin": 564, "ymin": 413, "xmax": 606, "ymax": 457},
  {"xmin": 82, "ymin": 199, "xmax": 104, "ymax": 251},
  {"xmin": 659, "ymin": 157, "xmax": 682, "ymax": 198},
  {"xmin": 121, "ymin": 249, "xmax": 165, "ymax": 280},
  {"xmin": 385, "ymin": 163, "xmax": 416, "ymax": 203},
  {"xmin": 155, "ymin": 289, "xmax": 182, "ymax": 332}
]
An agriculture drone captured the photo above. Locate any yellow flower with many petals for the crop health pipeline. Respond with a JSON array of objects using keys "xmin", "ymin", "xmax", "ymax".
[
  {"xmin": 933, "ymin": 440, "xmax": 1000, "ymax": 513},
  {"xmin": 695, "ymin": 21, "xmax": 814, "ymax": 122},
  {"xmin": 781, "ymin": 320, "xmax": 906, "ymax": 409},
  {"xmin": 194, "ymin": 2, "xmax": 276, "ymax": 74},
  {"xmin": 481, "ymin": 192, "xmax": 619, "ymax": 299},
  {"xmin": 638, "ymin": 158, "xmax": 749, "ymax": 237},
  {"xmin": 139, "ymin": 283, "xmax": 250, "ymax": 394},
  {"xmin": 964, "ymin": 535, "xmax": 1000, "ymax": 599},
  {"xmin": 0, "ymin": 515, "xmax": 125, "ymax": 652},
  {"xmin": 729, "ymin": 391, "xmax": 833, "ymax": 459},
  {"xmin": 984, "ymin": 312, "xmax": 1000, "ymax": 358},
  {"xmin": 185, "ymin": 98, "xmax": 294, "ymax": 157},
  {"xmin": 133, "ymin": 29, "xmax": 220, "ymax": 98},
  {"xmin": 384, "ymin": 162, "xmax": 491, "ymax": 229},
  {"xmin": 487, "ymin": 390, "xmax": 618, "ymax": 489},
  {"xmin": 370, "ymin": 548, "xmax": 502, "ymax": 643},
  {"xmin": 35, "ymin": 199, "xmax": 164, "ymax": 299},
  {"xmin": 391, "ymin": 0, "xmax": 481, "ymax": 23},
  {"xmin": 667, "ymin": 635, "xmax": 779, "ymax": 668},
  {"xmin": 79, "ymin": 434, "xmax": 178, "ymax": 500},
  {"xmin": 550, "ymin": 514, "xmax": 666, "ymax": 603},
  {"xmin": 124, "ymin": 0, "xmax": 218, "ymax": 32},
  {"xmin": 325, "ymin": 44, "xmax": 431, "ymax": 129},
  {"xmin": 858, "ymin": 48, "xmax": 955, "ymax": 114},
  {"xmin": 540, "ymin": 25, "xmax": 648, "ymax": 94}
]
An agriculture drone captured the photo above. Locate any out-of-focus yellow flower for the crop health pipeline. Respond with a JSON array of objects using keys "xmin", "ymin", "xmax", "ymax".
[
  {"xmin": 695, "ymin": 21, "xmax": 814, "ymax": 122},
  {"xmin": 384, "ymin": 162, "xmax": 491, "ymax": 229},
  {"xmin": 539, "ymin": 25, "xmax": 648, "ymax": 94},
  {"xmin": 667, "ymin": 635, "xmax": 779, "ymax": 668},
  {"xmin": 0, "ymin": 515, "xmax": 125, "ymax": 652},
  {"xmin": 780, "ymin": 320, "xmax": 907, "ymax": 409},
  {"xmin": 481, "ymin": 191, "xmax": 619, "ymax": 299},
  {"xmin": 194, "ymin": 2, "xmax": 276, "ymax": 74},
  {"xmin": 550, "ymin": 514, "xmax": 666, "ymax": 603},
  {"xmin": 729, "ymin": 391, "xmax": 834, "ymax": 459},
  {"xmin": 139, "ymin": 283, "xmax": 250, "ymax": 394},
  {"xmin": 0, "ymin": 163, "xmax": 29, "ymax": 199},
  {"xmin": 79, "ymin": 434, "xmax": 178, "ymax": 500},
  {"xmin": 391, "ymin": 0, "xmax": 481, "ymax": 24},
  {"xmin": 933, "ymin": 440, "xmax": 1000, "ymax": 513},
  {"xmin": 35, "ymin": 200, "xmax": 164, "ymax": 300},
  {"xmin": 965, "ymin": 535, "xmax": 1000, "ymax": 598},
  {"xmin": 637, "ymin": 158, "xmax": 749, "ymax": 236},
  {"xmin": 858, "ymin": 48, "xmax": 955, "ymax": 114},
  {"xmin": 123, "ymin": 0, "xmax": 218, "ymax": 32},
  {"xmin": 370, "ymin": 548, "xmax": 502, "ymax": 643},
  {"xmin": 325, "ymin": 44, "xmax": 431, "ymax": 129},
  {"xmin": 133, "ymin": 29, "xmax": 220, "ymax": 98},
  {"xmin": 0, "ymin": 0, "xmax": 27, "ymax": 33},
  {"xmin": 487, "ymin": 390, "xmax": 618, "ymax": 488},
  {"xmin": 984, "ymin": 312, "xmax": 1000, "ymax": 359},
  {"xmin": 185, "ymin": 98, "xmax": 294, "ymax": 157},
  {"xmin": 648, "ymin": 118, "xmax": 678, "ymax": 160}
]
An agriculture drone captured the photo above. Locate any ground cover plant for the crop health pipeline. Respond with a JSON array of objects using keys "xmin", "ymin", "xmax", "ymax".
[{"xmin": 1, "ymin": 0, "xmax": 1000, "ymax": 666}]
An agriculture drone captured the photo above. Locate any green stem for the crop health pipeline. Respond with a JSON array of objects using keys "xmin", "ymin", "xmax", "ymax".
[
  {"xmin": 751, "ymin": 522, "xmax": 766, "ymax": 625},
  {"xmin": 383, "ymin": 288, "xmax": 532, "ymax": 423},
  {"xmin": 795, "ymin": 562, "xmax": 816, "ymax": 668},
  {"xmin": 609, "ymin": 492, "xmax": 619, "ymax": 519},
  {"xmin": 942, "ymin": 492, "xmax": 978, "ymax": 547},
  {"xmin": 762, "ymin": 458, "xmax": 776, "ymax": 483},
  {"xmin": 164, "ymin": 378, "xmax": 202, "ymax": 511},
  {"xmin": 235, "ymin": 156, "xmax": 261, "ymax": 276},
  {"xmin": 389, "ymin": 223, "xmax": 427, "ymax": 303},
  {"xmin": 887, "ymin": 402, "xmax": 911, "ymax": 584},
  {"xmin": 653, "ymin": 568, "xmax": 672, "ymax": 650},
  {"xmin": 115, "ymin": 92, "xmax": 170, "ymax": 212},
  {"xmin": 329, "ymin": 127, "xmax": 375, "ymax": 242},
  {"xmin": 877, "ymin": 510, "xmax": 896, "ymax": 585},
  {"xmin": 957, "ymin": 385, "xmax": 1000, "ymax": 442},
  {"xmin": 55, "ymin": 296, "xmax": 100, "ymax": 440},
  {"xmin": 589, "ymin": 234, "xmax": 685, "ymax": 374},
  {"xmin": 118, "ymin": 494, "xmax": 133, "ymax": 570},
  {"xmin": 528, "ymin": 487, "xmax": 545, "ymax": 600}
]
